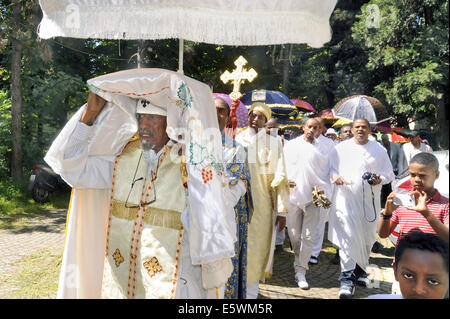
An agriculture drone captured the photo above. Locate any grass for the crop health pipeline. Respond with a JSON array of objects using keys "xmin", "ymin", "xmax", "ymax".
[
  {"xmin": 0, "ymin": 178, "xmax": 67, "ymax": 298},
  {"xmin": 0, "ymin": 178, "xmax": 70, "ymax": 230},
  {"xmin": 0, "ymin": 247, "xmax": 62, "ymax": 299}
]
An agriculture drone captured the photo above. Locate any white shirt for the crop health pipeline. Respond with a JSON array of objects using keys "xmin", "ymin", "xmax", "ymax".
[
  {"xmin": 284, "ymin": 135, "xmax": 331, "ymax": 210},
  {"xmin": 402, "ymin": 142, "xmax": 433, "ymax": 165}
]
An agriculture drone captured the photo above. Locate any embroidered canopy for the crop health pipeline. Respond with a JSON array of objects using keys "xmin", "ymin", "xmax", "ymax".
[{"xmin": 38, "ymin": 0, "xmax": 337, "ymax": 48}]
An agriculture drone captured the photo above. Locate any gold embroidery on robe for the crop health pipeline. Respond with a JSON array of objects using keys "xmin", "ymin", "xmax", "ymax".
[
  {"xmin": 102, "ymin": 138, "xmax": 187, "ymax": 299},
  {"xmin": 112, "ymin": 249, "xmax": 124, "ymax": 267},
  {"xmin": 143, "ymin": 257, "xmax": 163, "ymax": 278}
]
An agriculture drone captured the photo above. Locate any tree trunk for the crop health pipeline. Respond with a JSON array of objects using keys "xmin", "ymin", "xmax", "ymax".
[
  {"xmin": 435, "ymin": 92, "xmax": 449, "ymax": 150},
  {"xmin": 282, "ymin": 45, "xmax": 290, "ymax": 95},
  {"xmin": 10, "ymin": 1, "xmax": 23, "ymax": 181}
]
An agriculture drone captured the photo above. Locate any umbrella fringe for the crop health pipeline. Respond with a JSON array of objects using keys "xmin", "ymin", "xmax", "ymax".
[{"xmin": 38, "ymin": 1, "xmax": 336, "ymax": 47}]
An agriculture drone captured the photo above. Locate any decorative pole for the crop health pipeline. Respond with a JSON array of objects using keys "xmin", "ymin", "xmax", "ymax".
[
  {"xmin": 220, "ymin": 56, "xmax": 258, "ymax": 136},
  {"xmin": 178, "ymin": 38, "xmax": 184, "ymax": 74}
]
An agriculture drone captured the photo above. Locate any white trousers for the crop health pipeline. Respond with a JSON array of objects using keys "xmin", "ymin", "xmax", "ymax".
[
  {"xmin": 338, "ymin": 244, "xmax": 372, "ymax": 273},
  {"xmin": 339, "ymin": 249, "xmax": 357, "ymax": 273},
  {"xmin": 287, "ymin": 203, "xmax": 321, "ymax": 274},
  {"xmin": 311, "ymin": 220, "xmax": 326, "ymax": 258}
]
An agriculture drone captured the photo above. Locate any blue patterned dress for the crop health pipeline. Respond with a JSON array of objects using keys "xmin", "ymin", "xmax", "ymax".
[{"xmin": 222, "ymin": 132, "xmax": 253, "ymax": 299}]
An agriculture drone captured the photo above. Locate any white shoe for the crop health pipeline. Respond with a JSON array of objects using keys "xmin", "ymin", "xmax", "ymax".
[
  {"xmin": 338, "ymin": 284, "xmax": 355, "ymax": 299},
  {"xmin": 295, "ymin": 272, "xmax": 309, "ymax": 290}
]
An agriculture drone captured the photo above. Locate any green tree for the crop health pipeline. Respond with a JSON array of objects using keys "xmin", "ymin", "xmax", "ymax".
[
  {"xmin": 352, "ymin": 0, "xmax": 449, "ymax": 148},
  {"xmin": 286, "ymin": 0, "xmax": 371, "ymax": 112},
  {"xmin": 0, "ymin": 0, "xmax": 43, "ymax": 180}
]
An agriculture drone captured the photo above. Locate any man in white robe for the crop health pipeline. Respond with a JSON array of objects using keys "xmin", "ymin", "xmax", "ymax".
[
  {"xmin": 45, "ymin": 69, "xmax": 236, "ymax": 299},
  {"xmin": 328, "ymin": 118, "xmax": 395, "ymax": 299},
  {"xmin": 284, "ymin": 118, "xmax": 332, "ymax": 289}
]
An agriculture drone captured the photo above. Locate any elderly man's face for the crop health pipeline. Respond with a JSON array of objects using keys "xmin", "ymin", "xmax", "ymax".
[{"xmin": 137, "ymin": 113, "xmax": 169, "ymax": 152}]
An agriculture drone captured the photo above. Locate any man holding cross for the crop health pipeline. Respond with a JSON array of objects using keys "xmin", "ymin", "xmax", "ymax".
[{"xmin": 220, "ymin": 56, "xmax": 257, "ymax": 134}]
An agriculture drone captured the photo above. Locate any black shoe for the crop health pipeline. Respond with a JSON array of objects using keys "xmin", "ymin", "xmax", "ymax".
[
  {"xmin": 353, "ymin": 264, "xmax": 370, "ymax": 287},
  {"xmin": 371, "ymin": 241, "xmax": 383, "ymax": 253},
  {"xmin": 275, "ymin": 244, "xmax": 283, "ymax": 253},
  {"xmin": 309, "ymin": 255, "xmax": 319, "ymax": 265},
  {"xmin": 331, "ymin": 251, "xmax": 340, "ymax": 265}
]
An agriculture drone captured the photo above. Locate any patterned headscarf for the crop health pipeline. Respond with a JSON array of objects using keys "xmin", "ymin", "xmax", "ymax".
[{"xmin": 248, "ymin": 102, "xmax": 271, "ymax": 121}]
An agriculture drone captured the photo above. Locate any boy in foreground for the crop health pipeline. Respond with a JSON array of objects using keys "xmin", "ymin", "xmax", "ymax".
[{"xmin": 369, "ymin": 231, "xmax": 448, "ymax": 299}]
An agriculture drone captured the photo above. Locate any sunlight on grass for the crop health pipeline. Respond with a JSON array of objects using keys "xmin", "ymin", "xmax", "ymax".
[
  {"xmin": 0, "ymin": 247, "xmax": 62, "ymax": 299},
  {"xmin": 0, "ymin": 179, "xmax": 71, "ymax": 216}
]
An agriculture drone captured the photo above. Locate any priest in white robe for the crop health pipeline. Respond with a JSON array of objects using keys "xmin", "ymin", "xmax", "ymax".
[
  {"xmin": 327, "ymin": 118, "xmax": 395, "ymax": 299},
  {"xmin": 45, "ymin": 69, "xmax": 236, "ymax": 299},
  {"xmin": 284, "ymin": 118, "xmax": 332, "ymax": 289},
  {"xmin": 235, "ymin": 102, "xmax": 290, "ymax": 299}
]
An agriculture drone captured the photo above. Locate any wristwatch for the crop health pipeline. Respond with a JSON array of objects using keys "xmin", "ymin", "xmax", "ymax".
[{"xmin": 380, "ymin": 209, "xmax": 392, "ymax": 220}]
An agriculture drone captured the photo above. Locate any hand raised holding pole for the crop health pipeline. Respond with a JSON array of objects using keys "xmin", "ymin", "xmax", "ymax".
[{"xmin": 80, "ymin": 92, "xmax": 107, "ymax": 126}]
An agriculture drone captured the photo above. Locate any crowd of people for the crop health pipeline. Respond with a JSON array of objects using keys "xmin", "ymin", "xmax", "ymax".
[{"xmin": 45, "ymin": 70, "xmax": 448, "ymax": 300}]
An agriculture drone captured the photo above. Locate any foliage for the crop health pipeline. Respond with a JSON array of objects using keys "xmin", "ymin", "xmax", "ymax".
[
  {"xmin": 0, "ymin": 90, "xmax": 12, "ymax": 177},
  {"xmin": 0, "ymin": 177, "xmax": 70, "ymax": 215},
  {"xmin": 352, "ymin": 0, "xmax": 449, "ymax": 123},
  {"xmin": 0, "ymin": 1, "xmax": 448, "ymax": 181}
]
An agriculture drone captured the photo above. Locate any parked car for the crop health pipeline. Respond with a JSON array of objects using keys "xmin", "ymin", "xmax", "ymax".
[
  {"xmin": 389, "ymin": 150, "xmax": 449, "ymax": 245},
  {"xmin": 28, "ymin": 162, "xmax": 70, "ymax": 203}
]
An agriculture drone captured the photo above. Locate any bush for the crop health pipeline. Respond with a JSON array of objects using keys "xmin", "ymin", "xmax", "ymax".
[{"xmin": 0, "ymin": 177, "xmax": 70, "ymax": 215}]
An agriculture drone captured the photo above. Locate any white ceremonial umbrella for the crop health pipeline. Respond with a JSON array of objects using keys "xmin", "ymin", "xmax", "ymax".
[{"xmin": 37, "ymin": 0, "xmax": 338, "ymax": 71}]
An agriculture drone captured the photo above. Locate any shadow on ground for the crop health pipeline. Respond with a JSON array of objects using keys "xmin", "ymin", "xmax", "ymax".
[{"xmin": 259, "ymin": 230, "xmax": 395, "ymax": 299}]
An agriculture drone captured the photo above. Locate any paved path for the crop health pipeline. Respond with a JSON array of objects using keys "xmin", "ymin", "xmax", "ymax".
[
  {"xmin": 0, "ymin": 210, "xmax": 395, "ymax": 299},
  {"xmin": 0, "ymin": 209, "xmax": 66, "ymax": 296},
  {"xmin": 259, "ymin": 233, "xmax": 396, "ymax": 299}
]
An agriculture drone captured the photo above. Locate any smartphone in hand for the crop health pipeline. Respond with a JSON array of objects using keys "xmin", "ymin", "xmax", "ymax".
[{"xmin": 393, "ymin": 193, "xmax": 415, "ymax": 207}]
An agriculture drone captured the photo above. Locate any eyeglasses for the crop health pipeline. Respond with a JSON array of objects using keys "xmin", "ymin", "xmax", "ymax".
[{"xmin": 124, "ymin": 152, "xmax": 157, "ymax": 208}]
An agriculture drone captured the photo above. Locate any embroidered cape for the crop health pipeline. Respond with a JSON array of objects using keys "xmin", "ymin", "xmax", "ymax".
[{"xmin": 222, "ymin": 132, "xmax": 253, "ymax": 299}]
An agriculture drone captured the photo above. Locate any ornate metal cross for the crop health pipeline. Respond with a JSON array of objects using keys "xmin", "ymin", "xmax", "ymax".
[{"xmin": 220, "ymin": 56, "xmax": 258, "ymax": 100}]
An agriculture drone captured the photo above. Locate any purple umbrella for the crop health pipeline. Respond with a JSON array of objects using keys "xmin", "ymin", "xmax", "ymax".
[{"xmin": 213, "ymin": 93, "xmax": 248, "ymax": 128}]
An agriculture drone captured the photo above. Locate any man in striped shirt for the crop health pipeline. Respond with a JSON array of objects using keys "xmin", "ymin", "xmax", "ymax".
[{"xmin": 378, "ymin": 152, "xmax": 449, "ymax": 244}]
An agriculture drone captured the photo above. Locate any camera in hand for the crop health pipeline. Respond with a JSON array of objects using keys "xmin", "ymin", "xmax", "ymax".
[{"xmin": 362, "ymin": 172, "xmax": 378, "ymax": 185}]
